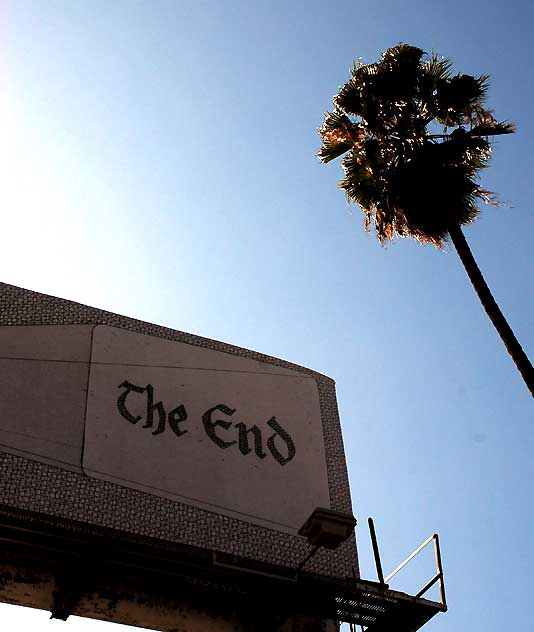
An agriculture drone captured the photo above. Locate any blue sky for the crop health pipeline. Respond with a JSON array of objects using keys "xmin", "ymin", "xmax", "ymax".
[{"xmin": 1, "ymin": 1, "xmax": 533, "ymax": 630}]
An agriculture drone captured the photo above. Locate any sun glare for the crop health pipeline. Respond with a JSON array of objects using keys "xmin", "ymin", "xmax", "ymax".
[{"xmin": 0, "ymin": 91, "xmax": 93, "ymax": 290}]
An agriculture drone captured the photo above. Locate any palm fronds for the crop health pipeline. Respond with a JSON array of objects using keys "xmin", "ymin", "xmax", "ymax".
[
  {"xmin": 470, "ymin": 120, "xmax": 516, "ymax": 136},
  {"xmin": 318, "ymin": 44, "xmax": 515, "ymax": 248},
  {"xmin": 317, "ymin": 110, "xmax": 365, "ymax": 163}
]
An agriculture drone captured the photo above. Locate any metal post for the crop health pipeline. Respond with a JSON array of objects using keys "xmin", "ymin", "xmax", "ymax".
[
  {"xmin": 433, "ymin": 534, "xmax": 446, "ymax": 608},
  {"xmin": 368, "ymin": 518, "xmax": 385, "ymax": 585},
  {"xmin": 295, "ymin": 544, "xmax": 321, "ymax": 572}
]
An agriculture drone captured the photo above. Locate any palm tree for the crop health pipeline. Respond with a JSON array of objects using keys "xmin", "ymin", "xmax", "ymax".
[{"xmin": 318, "ymin": 44, "xmax": 533, "ymax": 398}]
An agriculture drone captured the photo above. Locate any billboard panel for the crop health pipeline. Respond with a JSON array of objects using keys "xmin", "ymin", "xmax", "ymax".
[
  {"xmin": 84, "ymin": 326, "xmax": 330, "ymax": 531},
  {"xmin": 0, "ymin": 324, "xmax": 92, "ymax": 471},
  {"xmin": 0, "ymin": 282, "xmax": 357, "ymax": 580}
]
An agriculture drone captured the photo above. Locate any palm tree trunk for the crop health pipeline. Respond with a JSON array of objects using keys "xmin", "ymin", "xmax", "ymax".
[{"xmin": 448, "ymin": 223, "xmax": 534, "ymax": 398}]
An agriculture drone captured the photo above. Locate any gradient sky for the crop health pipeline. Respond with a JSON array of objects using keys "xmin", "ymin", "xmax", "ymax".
[{"xmin": 1, "ymin": 1, "xmax": 533, "ymax": 630}]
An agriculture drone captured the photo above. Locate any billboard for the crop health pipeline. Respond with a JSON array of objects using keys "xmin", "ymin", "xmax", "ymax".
[{"xmin": 0, "ymin": 282, "xmax": 357, "ymax": 579}]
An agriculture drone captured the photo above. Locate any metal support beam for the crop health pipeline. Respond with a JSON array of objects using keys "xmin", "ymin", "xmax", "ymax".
[{"xmin": 368, "ymin": 518, "xmax": 385, "ymax": 585}]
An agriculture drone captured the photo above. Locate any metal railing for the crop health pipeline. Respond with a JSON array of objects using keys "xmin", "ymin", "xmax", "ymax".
[
  {"xmin": 349, "ymin": 521, "xmax": 446, "ymax": 632},
  {"xmin": 368, "ymin": 517, "xmax": 446, "ymax": 607},
  {"xmin": 383, "ymin": 531, "xmax": 446, "ymax": 606}
]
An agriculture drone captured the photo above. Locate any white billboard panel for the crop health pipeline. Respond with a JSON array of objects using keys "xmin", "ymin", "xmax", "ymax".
[
  {"xmin": 0, "ymin": 324, "xmax": 331, "ymax": 533},
  {"xmin": 83, "ymin": 326, "xmax": 330, "ymax": 532},
  {"xmin": 0, "ymin": 324, "xmax": 92, "ymax": 471}
]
